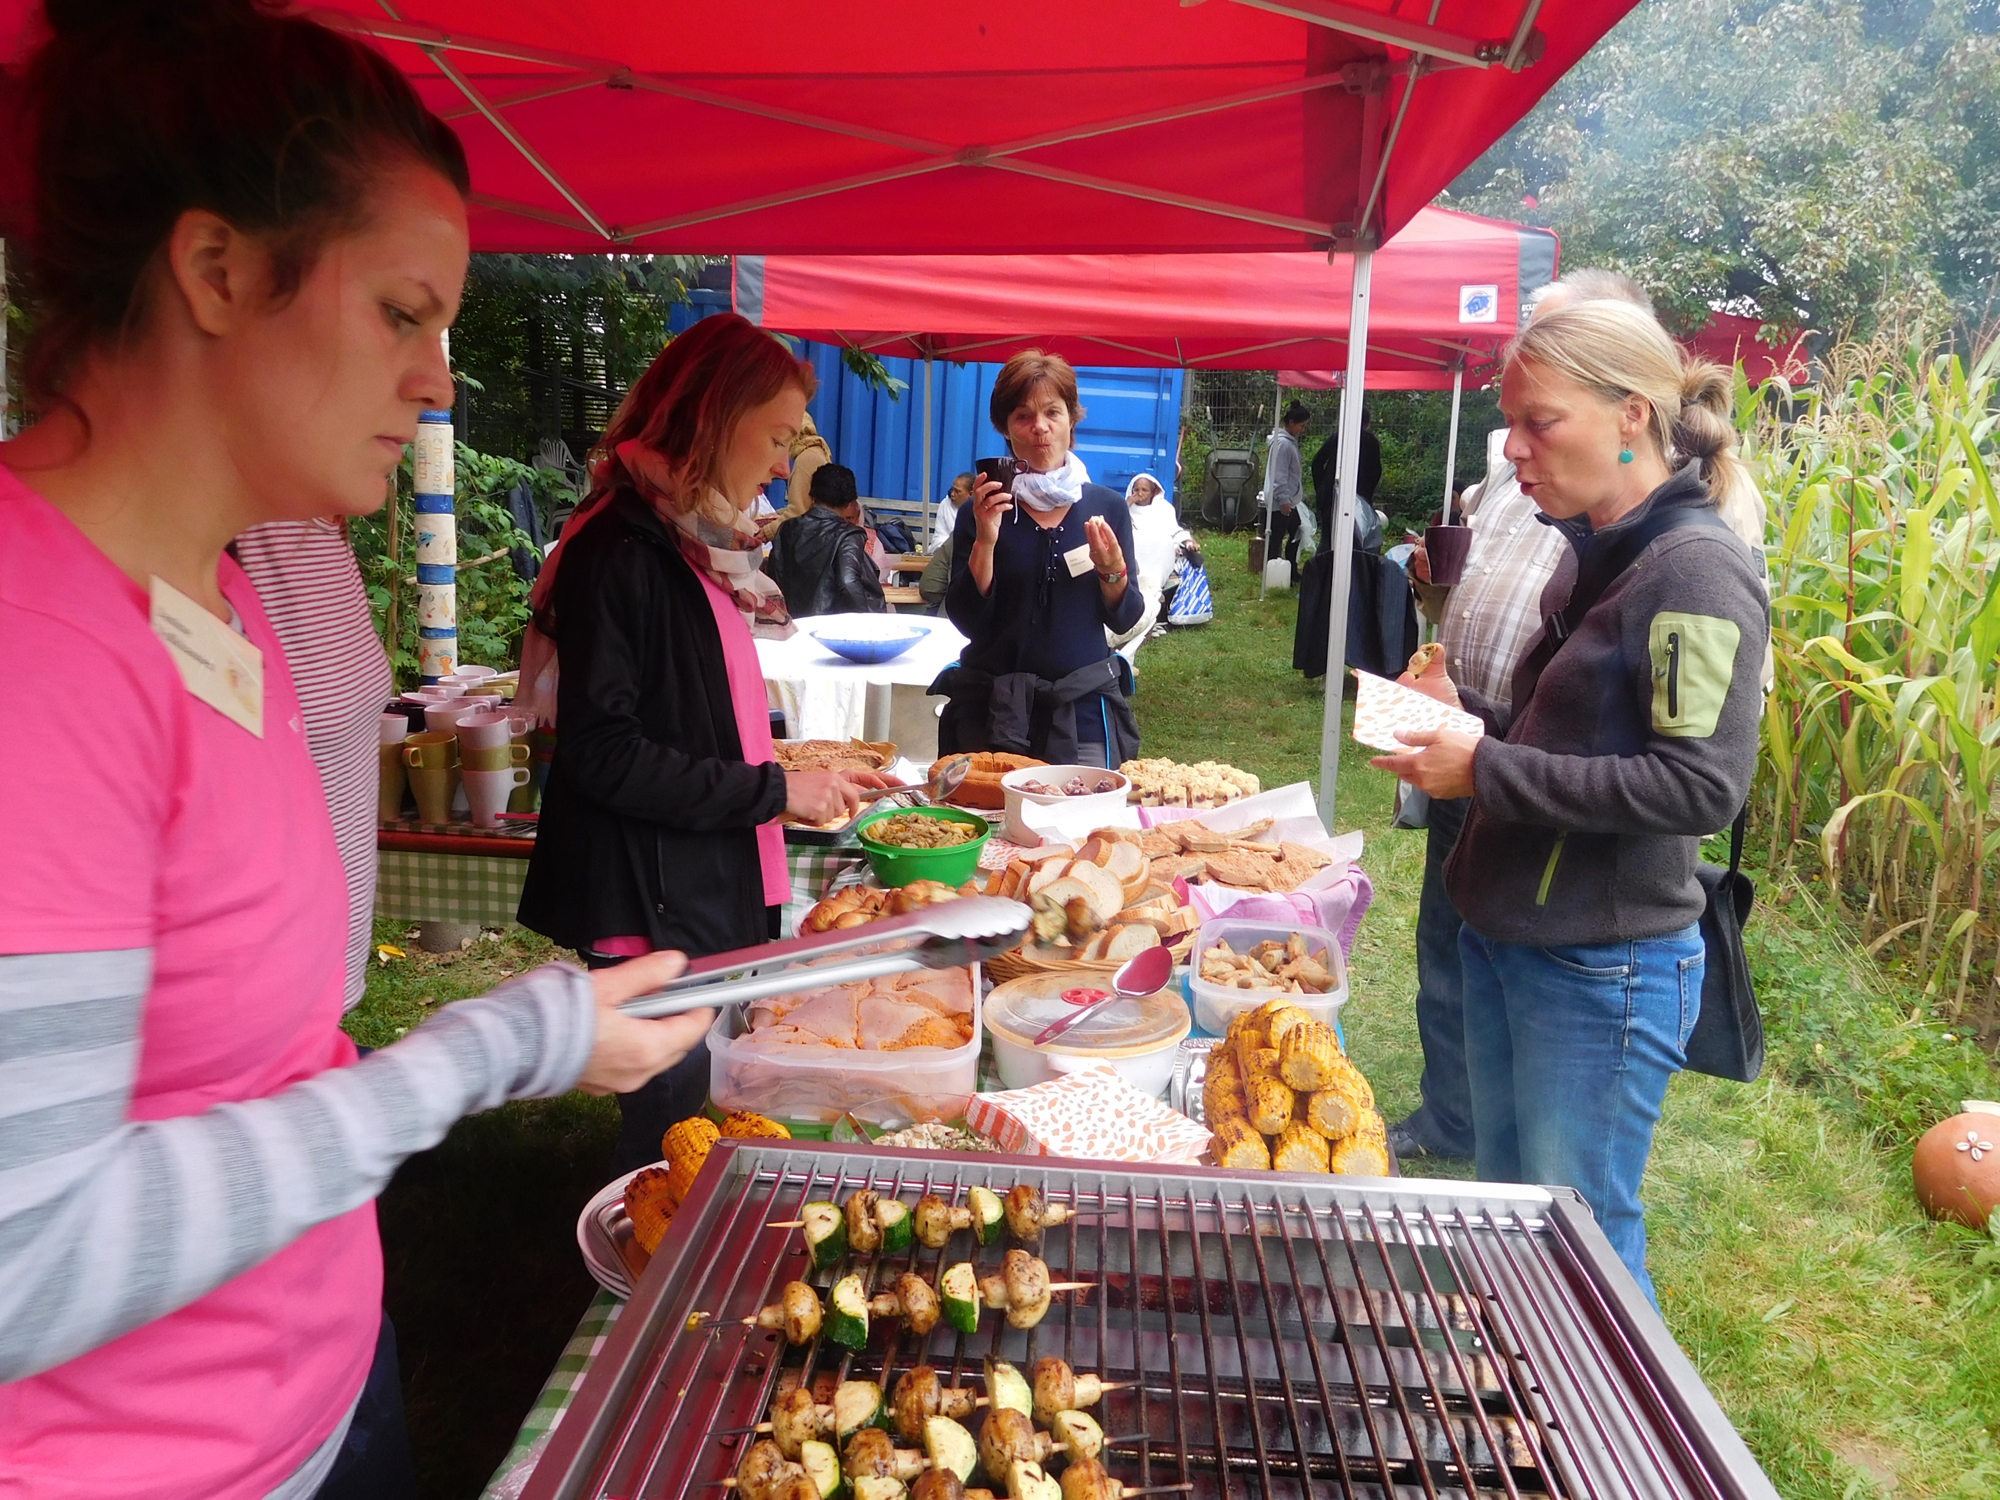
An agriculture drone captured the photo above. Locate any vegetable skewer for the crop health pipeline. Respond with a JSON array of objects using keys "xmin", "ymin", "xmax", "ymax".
[
  {"xmin": 977, "ymin": 1409, "xmax": 1103, "ymax": 1476},
  {"xmin": 942, "ymin": 1251, "xmax": 1095, "ymax": 1333},
  {"xmin": 733, "ymin": 1258, "xmax": 1094, "ymax": 1346},
  {"xmin": 1055, "ymin": 1460, "xmax": 1193, "ymax": 1500}
]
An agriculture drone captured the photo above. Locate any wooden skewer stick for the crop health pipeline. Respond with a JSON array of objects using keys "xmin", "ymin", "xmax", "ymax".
[{"xmin": 766, "ymin": 1211, "xmax": 1107, "ymax": 1231}]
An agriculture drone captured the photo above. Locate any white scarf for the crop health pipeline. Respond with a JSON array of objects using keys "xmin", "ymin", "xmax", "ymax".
[{"xmin": 1012, "ymin": 451, "xmax": 1090, "ymax": 513}]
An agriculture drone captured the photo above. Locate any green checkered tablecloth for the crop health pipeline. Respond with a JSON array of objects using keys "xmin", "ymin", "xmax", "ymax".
[
  {"xmin": 480, "ymin": 1289, "xmax": 625, "ymax": 1498},
  {"xmin": 376, "ymin": 850, "xmax": 531, "ymax": 927},
  {"xmin": 375, "ymin": 840, "xmax": 865, "ymax": 935}
]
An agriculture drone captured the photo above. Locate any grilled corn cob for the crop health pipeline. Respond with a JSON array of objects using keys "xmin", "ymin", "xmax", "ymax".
[
  {"xmin": 1300, "ymin": 1051, "xmax": 1375, "ymax": 1140},
  {"xmin": 721, "ymin": 1111, "xmax": 793, "ymax": 1140},
  {"xmin": 665, "ymin": 1153, "xmax": 703, "ymax": 1207},
  {"xmin": 1261, "ymin": 1005, "xmax": 1314, "ymax": 1050},
  {"xmin": 1277, "ymin": 1022, "xmax": 1342, "ymax": 1092},
  {"xmin": 1245, "ymin": 1073, "xmax": 1295, "ymax": 1136},
  {"xmin": 663, "ymin": 1115, "xmax": 721, "ymax": 1166},
  {"xmin": 1202, "ymin": 1053, "xmax": 1246, "ymax": 1126},
  {"xmin": 1270, "ymin": 1121, "xmax": 1331, "ymax": 1174},
  {"xmin": 1212, "ymin": 1118, "xmax": 1271, "ymax": 1170},
  {"xmin": 624, "ymin": 1165, "xmax": 676, "ymax": 1254},
  {"xmin": 1329, "ymin": 1130, "xmax": 1390, "ymax": 1177}
]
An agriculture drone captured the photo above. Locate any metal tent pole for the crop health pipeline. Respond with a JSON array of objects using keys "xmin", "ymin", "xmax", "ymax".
[
  {"xmin": 1315, "ymin": 248, "xmax": 1373, "ymax": 828},
  {"xmin": 921, "ymin": 352, "xmax": 935, "ymax": 546},
  {"xmin": 1257, "ymin": 373, "xmax": 1282, "ymax": 601},
  {"xmin": 1441, "ymin": 361, "xmax": 1464, "ymax": 526}
]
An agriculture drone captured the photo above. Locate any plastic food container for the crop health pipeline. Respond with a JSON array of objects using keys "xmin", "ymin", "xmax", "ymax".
[
  {"xmin": 1188, "ymin": 916, "xmax": 1347, "ymax": 1036},
  {"xmin": 706, "ymin": 967, "xmax": 981, "ymax": 1126},
  {"xmin": 999, "ymin": 765, "xmax": 1130, "ymax": 844},
  {"xmin": 983, "ymin": 972, "xmax": 1191, "ymax": 1097},
  {"xmin": 856, "ymin": 806, "xmax": 991, "ymax": 887}
]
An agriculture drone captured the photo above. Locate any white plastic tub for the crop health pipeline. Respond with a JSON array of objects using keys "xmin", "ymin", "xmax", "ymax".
[
  {"xmin": 1188, "ymin": 916, "xmax": 1346, "ymax": 1035},
  {"xmin": 1000, "ymin": 765, "xmax": 1130, "ymax": 844},
  {"xmin": 706, "ymin": 966, "xmax": 981, "ymax": 1126}
]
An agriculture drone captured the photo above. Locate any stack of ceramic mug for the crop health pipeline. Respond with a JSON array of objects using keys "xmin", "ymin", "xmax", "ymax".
[{"xmin": 379, "ymin": 689, "xmax": 542, "ymax": 828}]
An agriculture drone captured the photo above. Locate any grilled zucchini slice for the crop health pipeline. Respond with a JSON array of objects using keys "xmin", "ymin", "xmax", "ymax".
[{"xmin": 825, "ymin": 1274, "xmax": 871, "ymax": 1350}]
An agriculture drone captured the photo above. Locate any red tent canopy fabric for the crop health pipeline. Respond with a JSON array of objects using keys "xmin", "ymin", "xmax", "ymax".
[
  {"xmin": 1688, "ymin": 312, "xmax": 1811, "ymax": 386},
  {"xmin": 735, "ymin": 208, "xmax": 1557, "ymax": 384},
  {"xmin": 0, "ymin": 0, "xmax": 1633, "ymax": 254}
]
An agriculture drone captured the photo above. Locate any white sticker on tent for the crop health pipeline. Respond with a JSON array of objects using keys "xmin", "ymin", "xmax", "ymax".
[{"xmin": 1459, "ymin": 285, "xmax": 1499, "ymax": 324}]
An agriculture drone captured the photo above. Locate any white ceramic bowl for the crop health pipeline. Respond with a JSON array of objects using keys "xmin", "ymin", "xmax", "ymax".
[{"xmin": 999, "ymin": 765, "xmax": 1130, "ymax": 844}]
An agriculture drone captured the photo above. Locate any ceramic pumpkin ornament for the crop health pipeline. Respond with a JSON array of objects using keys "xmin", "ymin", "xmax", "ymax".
[{"xmin": 1910, "ymin": 1110, "xmax": 2000, "ymax": 1230}]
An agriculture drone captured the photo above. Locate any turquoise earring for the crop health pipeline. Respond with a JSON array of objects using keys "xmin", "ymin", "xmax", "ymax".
[{"xmin": 1618, "ymin": 448, "xmax": 1633, "ymax": 464}]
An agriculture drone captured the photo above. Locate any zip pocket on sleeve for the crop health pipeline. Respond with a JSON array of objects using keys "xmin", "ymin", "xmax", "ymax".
[{"xmin": 1535, "ymin": 832, "xmax": 1568, "ymax": 907}]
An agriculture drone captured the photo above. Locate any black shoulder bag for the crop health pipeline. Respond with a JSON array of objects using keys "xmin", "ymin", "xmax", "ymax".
[{"xmin": 1515, "ymin": 500, "xmax": 1765, "ymax": 1083}]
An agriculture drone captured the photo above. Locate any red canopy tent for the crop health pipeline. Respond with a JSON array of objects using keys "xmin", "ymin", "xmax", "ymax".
[
  {"xmin": 733, "ymin": 208, "xmax": 1558, "ymax": 382},
  {"xmin": 0, "ymin": 0, "xmax": 1637, "ymax": 817}
]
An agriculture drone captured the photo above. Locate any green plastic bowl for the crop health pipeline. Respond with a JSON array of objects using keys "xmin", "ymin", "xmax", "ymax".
[{"xmin": 855, "ymin": 806, "xmax": 992, "ymax": 888}]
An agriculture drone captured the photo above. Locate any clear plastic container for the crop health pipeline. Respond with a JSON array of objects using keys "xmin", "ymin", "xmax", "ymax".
[
  {"xmin": 1188, "ymin": 916, "xmax": 1346, "ymax": 1035},
  {"xmin": 706, "ymin": 965, "xmax": 981, "ymax": 1126},
  {"xmin": 983, "ymin": 971, "xmax": 1191, "ymax": 1097}
]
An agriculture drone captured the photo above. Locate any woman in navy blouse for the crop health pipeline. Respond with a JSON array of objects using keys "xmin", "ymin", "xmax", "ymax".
[{"xmin": 937, "ymin": 352, "xmax": 1144, "ymax": 767}]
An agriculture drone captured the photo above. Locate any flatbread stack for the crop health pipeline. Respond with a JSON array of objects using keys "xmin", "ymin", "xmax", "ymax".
[{"xmin": 1135, "ymin": 819, "xmax": 1335, "ymax": 894}]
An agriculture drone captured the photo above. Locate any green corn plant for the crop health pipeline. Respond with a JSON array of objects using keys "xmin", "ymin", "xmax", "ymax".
[{"xmin": 1743, "ymin": 332, "xmax": 2000, "ymax": 1021}]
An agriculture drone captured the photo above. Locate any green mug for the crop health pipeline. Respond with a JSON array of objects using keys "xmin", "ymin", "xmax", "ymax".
[
  {"xmin": 460, "ymin": 741, "xmax": 531, "ymax": 773},
  {"xmin": 402, "ymin": 731, "xmax": 458, "ymax": 771},
  {"xmin": 408, "ymin": 765, "xmax": 454, "ymax": 824}
]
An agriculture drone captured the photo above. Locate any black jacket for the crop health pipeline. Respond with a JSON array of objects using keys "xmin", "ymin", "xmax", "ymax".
[
  {"xmin": 1292, "ymin": 546, "xmax": 1417, "ymax": 679},
  {"xmin": 930, "ymin": 657, "xmax": 1140, "ymax": 767},
  {"xmin": 764, "ymin": 504, "xmax": 886, "ymax": 617},
  {"xmin": 518, "ymin": 488, "xmax": 788, "ymax": 958}
]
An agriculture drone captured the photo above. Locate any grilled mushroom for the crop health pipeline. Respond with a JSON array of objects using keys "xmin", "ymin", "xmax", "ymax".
[
  {"xmin": 844, "ymin": 1428, "xmax": 926, "ymax": 1482},
  {"xmin": 1029, "ymin": 1359, "xmax": 1116, "ymax": 1424},
  {"xmin": 735, "ymin": 1441, "xmax": 821, "ymax": 1500},
  {"xmin": 978, "ymin": 1250, "xmax": 1053, "ymax": 1330},
  {"xmin": 1001, "ymin": 1185, "xmax": 1074, "ymax": 1247},
  {"xmin": 870, "ymin": 1272, "xmax": 942, "ymax": 1337},
  {"xmin": 891, "ymin": 1366, "xmax": 980, "ymax": 1442},
  {"xmin": 914, "ymin": 1194, "xmax": 969, "ymax": 1249},
  {"xmin": 1056, "ymin": 1459, "xmax": 1119, "ymax": 1500},
  {"xmin": 748, "ymin": 1282, "xmax": 824, "ymax": 1344},
  {"xmin": 848, "ymin": 1189, "xmax": 886, "ymax": 1255},
  {"xmin": 912, "ymin": 1473, "xmax": 997, "ymax": 1500},
  {"xmin": 976, "ymin": 1410, "xmax": 1044, "ymax": 1482},
  {"xmin": 769, "ymin": 1386, "xmax": 825, "ymax": 1459}
]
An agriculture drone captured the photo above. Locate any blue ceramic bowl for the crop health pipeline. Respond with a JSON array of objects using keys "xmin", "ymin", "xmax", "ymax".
[{"xmin": 810, "ymin": 622, "xmax": 930, "ymax": 664}]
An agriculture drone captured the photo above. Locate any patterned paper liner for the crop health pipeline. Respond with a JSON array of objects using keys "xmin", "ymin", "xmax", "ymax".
[
  {"xmin": 964, "ymin": 1064, "xmax": 1213, "ymax": 1164},
  {"xmin": 1350, "ymin": 669, "xmax": 1486, "ymax": 753}
]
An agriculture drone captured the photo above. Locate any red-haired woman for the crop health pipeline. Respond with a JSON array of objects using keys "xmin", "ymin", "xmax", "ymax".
[
  {"xmin": 936, "ymin": 351, "xmax": 1144, "ymax": 765},
  {"xmin": 0, "ymin": 2, "xmax": 707, "ymax": 1495},
  {"xmin": 518, "ymin": 314, "xmax": 890, "ymax": 1172}
]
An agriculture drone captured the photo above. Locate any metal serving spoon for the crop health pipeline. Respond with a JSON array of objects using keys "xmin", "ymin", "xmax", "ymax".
[
  {"xmin": 1033, "ymin": 941, "xmax": 1176, "ymax": 1046},
  {"xmin": 884, "ymin": 754, "xmax": 971, "ymax": 807}
]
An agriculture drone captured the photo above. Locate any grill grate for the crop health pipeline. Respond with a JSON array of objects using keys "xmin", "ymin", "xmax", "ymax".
[{"xmin": 524, "ymin": 1143, "xmax": 1779, "ymax": 1500}]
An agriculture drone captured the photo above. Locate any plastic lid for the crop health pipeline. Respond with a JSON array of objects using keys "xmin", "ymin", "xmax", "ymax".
[{"xmin": 984, "ymin": 974, "xmax": 1191, "ymax": 1057}]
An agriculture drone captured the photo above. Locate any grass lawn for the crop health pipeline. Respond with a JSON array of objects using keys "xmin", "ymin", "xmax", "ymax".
[{"xmin": 351, "ymin": 528, "xmax": 2000, "ymax": 1499}]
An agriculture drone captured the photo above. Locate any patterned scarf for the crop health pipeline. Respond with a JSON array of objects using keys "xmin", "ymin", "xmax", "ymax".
[
  {"xmin": 616, "ymin": 441, "xmax": 795, "ymax": 638},
  {"xmin": 514, "ymin": 441, "xmax": 793, "ymax": 727}
]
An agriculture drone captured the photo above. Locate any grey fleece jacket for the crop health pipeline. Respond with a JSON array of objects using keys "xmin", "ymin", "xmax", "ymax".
[{"xmin": 1444, "ymin": 469, "xmax": 1769, "ymax": 946}]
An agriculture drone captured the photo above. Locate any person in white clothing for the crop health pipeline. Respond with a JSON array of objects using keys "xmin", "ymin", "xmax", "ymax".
[
  {"xmin": 929, "ymin": 471, "xmax": 975, "ymax": 552},
  {"xmin": 1109, "ymin": 472, "xmax": 1196, "ymax": 665}
]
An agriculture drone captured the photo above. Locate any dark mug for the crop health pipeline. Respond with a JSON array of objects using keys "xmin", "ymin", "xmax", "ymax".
[
  {"xmin": 975, "ymin": 456, "xmax": 1018, "ymax": 493},
  {"xmin": 1424, "ymin": 523, "xmax": 1474, "ymax": 587}
]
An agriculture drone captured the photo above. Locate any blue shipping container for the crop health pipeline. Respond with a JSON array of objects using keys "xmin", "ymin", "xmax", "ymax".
[{"xmin": 671, "ymin": 290, "xmax": 1184, "ymax": 517}]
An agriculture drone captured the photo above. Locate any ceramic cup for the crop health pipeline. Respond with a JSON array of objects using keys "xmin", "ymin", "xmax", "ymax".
[
  {"xmin": 463, "ymin": 766, "xmax": 530, "ymax": 828},
  {"xmin": 1424, "ymin": 523, "xmax": 1474, "ymax": 587},
  {"xmin": 461, "ymin": 742, "xmax": 530, "ymax": 773},
  {"xmin": 407, "ymin": 765, "xmax": 455, "ymax": 824},
  {"xmin": 402, "ymin": 731, "xmax": 458, "ymax": 771},
  {"xmin": 380, "ymin": 711, "xmax": 411, "ymax": 746},
  {"xmin": 451, "ymin": 664, "xmax": 500, "ymax": 681},
  {"xmin": 377, "ymin": 742, "xmax": 409, "ymax": 820},
  {"xmin": 415, "ymin": 683, "xmax": 466, "ymax": 700},
  {"xmin": 453, "ymin": 709, "xmax": 516, "ymax": 750},
  {"xmin": 423, "ymin": 700, "xmax": 485, "ymax": 735}
]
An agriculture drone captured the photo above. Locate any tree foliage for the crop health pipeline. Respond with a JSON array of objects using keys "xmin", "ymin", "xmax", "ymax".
[{"xmin": 1445, "ymin": 0, "xmax": 2000, "ymax": 338}]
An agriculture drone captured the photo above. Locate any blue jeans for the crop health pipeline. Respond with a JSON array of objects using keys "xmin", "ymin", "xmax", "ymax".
[
  {"xmin": 1459, "ymin": 923, "xmax": 1704, "ymax": 1306},
  {"xmin": 1403, "ymin": 795, "xmax": 1475, "ymax": 1156}
]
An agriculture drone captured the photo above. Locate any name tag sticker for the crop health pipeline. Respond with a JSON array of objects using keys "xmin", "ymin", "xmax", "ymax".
[
  {"xmin": 150, "ymin": 575, "xmax": 263, "ymax": 737},
  {"xmin": 1063, "ymin": 544, "xmax": 1094, "ymax": 578}
]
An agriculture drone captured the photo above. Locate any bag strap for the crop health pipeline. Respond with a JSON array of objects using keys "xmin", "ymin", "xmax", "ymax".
[{"xmin": 1728, "ymin": 802, "xmax": 1747, "ymax": 876}]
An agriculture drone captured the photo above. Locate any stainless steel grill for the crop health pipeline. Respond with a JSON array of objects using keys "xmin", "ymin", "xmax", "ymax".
[{"xmin": 524, "ymin": 1142, "xmax": 1778, "ymax": 1500}]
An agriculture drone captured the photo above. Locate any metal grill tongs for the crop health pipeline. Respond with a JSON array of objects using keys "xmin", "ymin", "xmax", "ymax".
[{"xmin": 615, "ymin": 895, "xmax": 1033, "ymax": 1020}]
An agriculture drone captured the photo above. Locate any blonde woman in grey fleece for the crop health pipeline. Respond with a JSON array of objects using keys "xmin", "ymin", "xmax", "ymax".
[{"xmin": 1372, "ymin": 299, "xmax": 1768, "ymax": 1307}]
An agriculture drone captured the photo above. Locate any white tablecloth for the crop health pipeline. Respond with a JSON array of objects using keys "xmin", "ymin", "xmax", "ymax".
[{"xmin": 758, "ymin": 613, "xmax": 968, "ymax": 743}]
